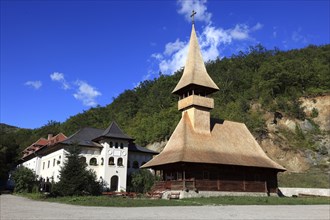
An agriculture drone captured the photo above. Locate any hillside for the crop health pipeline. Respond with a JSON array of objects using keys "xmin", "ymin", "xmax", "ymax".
[{"xmin": 1, "ymin": 44, "xmax": 329, "ymax": 188}]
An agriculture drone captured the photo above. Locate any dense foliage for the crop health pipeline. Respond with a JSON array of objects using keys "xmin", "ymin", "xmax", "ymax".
[
  {"xmin": 12, "ymin": 166, "xmax": 37, "ymax": 193},
  {"xmin": 1, "ymin": 44, "xmax": 329, "ymax": 178},
  {"xmin": 127, "ymin": 169, "xmax": 155, "ymax": 193},
  {"xmin": 52, "ymin": 146, "xmax": 102, "ymax": 196}
]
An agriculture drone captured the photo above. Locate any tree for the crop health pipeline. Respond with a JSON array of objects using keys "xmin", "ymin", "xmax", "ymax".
[
  {"xmin": 12, "ymin": 166, "xmax": 37, "ymax": 193},
  {"xmin": 129, "ymin": 169, "xmax": 155, "ymax": 193},
  {"xmin": 52, "ymin": 145, "xmax": 101, "ymax": 196}
]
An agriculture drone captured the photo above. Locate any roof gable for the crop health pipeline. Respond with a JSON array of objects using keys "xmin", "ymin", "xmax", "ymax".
[{"xmin": 93, "ymin": 121, "xmax": 133, "ymax": 141}]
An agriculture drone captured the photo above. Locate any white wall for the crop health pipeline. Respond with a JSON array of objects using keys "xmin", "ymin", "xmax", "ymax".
[
  {"xmin": 98, "ymin": 139, "xmax": 128, "ymax": 192},
  {"xmin": 39, "ymin": 149, "xmax": 65, "ymax": 182},
  {"xmin": 22, "ymin": 157, "xmax": 40, "ymax": 176},
  {"xmin": 20, "ymin": 141, "xmax": 154, "ymax": 193}
]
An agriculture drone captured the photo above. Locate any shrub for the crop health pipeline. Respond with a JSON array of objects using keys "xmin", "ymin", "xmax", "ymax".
[
  {"xmin": 12, "ymin": 166, "xmax": 37, "ymax": 193},
  {"xmin": 129, "ymin": 169, "xmax": 155, "ymax": 193},
  {"xmin": 311, "ymin": 108, "xmax": 319, "ymax": 118}
]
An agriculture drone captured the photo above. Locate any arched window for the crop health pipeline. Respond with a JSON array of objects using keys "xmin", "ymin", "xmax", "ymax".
[
  {"xmin": 80, "ymin": 156, "xmax": 87, "ymax": 164},
  {"xmin": 132, "ymin": 161, "xmax": 139, "ymax": 169},
  {"xmin": 101, "ymin": 158, "xmax": 104, "ymax": 165},
  {"xmin": 127, "ymin": 160, "xmax": 130, "ymax": 168},
  {"xmin": 108, "ymin": 157, "xmax": 115, "ymax": 165},
  {"xmin": 120, "ymin": 143, "xmax": 124, "ymax": 149},
  {"xmin": 115, "ymin": 142, "xmax": 118, "ymax": 148},
  {"xmin": 89, "ymin": 158, "xmax": 97, "ymax": 166},
  {"xmin": 117, "ymin": 158, "xmax": 123, "ymax": 166},
  {"xmin": 110, "ymin": 142, "xmax": 113, "ymax": 148}
]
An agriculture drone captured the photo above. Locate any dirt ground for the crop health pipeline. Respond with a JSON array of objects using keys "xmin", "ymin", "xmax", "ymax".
[{"xmin": 1, "ymin": 194, "xmax": 329, "ymax": 220}]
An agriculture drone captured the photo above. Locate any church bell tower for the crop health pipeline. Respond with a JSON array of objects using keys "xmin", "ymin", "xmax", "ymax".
[{"xmin": 172, "ymin": 15, "xmax": 219, "ymax": 134}]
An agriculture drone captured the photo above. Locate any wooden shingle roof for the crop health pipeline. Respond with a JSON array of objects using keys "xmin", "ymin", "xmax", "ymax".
[
  {"xmin": 172, "ymin": 24, "xmax": 219, "ymax": 95},
  {"xmin": 142, "ymin": 112, "xmax": 285, "ymax": 171}
]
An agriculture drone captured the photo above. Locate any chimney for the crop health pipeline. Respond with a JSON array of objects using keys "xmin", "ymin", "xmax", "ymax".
[{"xmin": 48, "ymin": 134, "xmax": 53, "ymax": 140}]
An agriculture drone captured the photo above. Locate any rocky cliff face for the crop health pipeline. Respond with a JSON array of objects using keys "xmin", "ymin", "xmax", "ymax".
[
  {"xmin": 261, "ymin": 95, "xmax": 329, "ymax": 172},
  {"xmin": 147, "ymin": 95, "xmax": 330, "ymax": 174}
]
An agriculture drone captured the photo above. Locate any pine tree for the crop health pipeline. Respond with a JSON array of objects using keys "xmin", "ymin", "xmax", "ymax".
[{"xmin": 53, "ymin": 145, "xmax": 101, "ymax": 196}]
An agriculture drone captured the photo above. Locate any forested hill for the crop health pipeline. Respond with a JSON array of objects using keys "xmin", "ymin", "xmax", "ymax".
[
  {"xmin": 1, "ymin": 44, "xmax": 330, "ymax": 155},
  {"xmin": 59, "ymin": 44, "xmax": 329, "ymax": 146}
]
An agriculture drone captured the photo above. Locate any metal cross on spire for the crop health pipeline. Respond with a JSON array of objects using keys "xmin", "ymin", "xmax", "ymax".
[{"xmin": 190, "ymin": 10, "xmax": 197, "ymax": 24}]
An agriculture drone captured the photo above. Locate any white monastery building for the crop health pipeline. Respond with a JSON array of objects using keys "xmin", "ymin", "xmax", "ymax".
[{"xmin": 20, "ymin": 122, "xmax": 157, "ymax": 192}]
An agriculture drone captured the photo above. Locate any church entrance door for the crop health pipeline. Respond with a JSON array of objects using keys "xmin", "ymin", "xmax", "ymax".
[{"xmin": 110, "ymin": 175, "xmax": 119, "ymax": 192}]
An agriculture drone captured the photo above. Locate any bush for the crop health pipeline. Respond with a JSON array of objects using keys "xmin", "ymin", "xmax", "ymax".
[
  {"xmin": 128, "ymin": 169, "xmax": 155, "ymax": 193},
  {"xmin": 311, "ymin": 108, "xmax": 319, "ymax": 118},
  {"xmin": 12, "ymin": 166, "xmax": 37, "ymax": 193}
]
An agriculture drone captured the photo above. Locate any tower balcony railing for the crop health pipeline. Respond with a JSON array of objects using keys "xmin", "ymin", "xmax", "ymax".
[{"xmin": 178, "ymin": 95, "xmax": 214, "ymax": 111}]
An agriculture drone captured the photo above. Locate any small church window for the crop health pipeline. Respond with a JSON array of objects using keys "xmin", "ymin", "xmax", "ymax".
[
  {"xmin": 110, "ymin": 142, "xmax": 113, "ymax": 148},
  {"xmin": 132, "ymin": 161, "xmax": 139, "ymax": 169},
  {"xmin": 89, "ymin": 158, "xmax": 97, "ymax": 166},
  {"xmin": 117, "ymin": 158, "xmax": 123, "ymax": 166},
  {"xmin": 115, "ymin": 142, "xmax": 118, "ymax": 148},
  {"xmin": 53, "ymin": 158, "xmax": 56, "ymax": 167},
  {"xmin": 203, "ymin": 171, "xmax": 209, "ymax": 180},
  {"xmin": 108, "ymin": 157, "xmax": 115, "ymax": 165},
  {"xmin": 48, "ymin": 160, "xmax": 50, "ymax": 168},
  {"xmin": 177, "ymin": 171, "xmax": 182, "ymax": 180},
  {"xmin": 80, "ymin": 157, "xmax": 87, "ymax": 164},
  {"xmin": 120, "ymin": 143, "xmax": 124, "ymax": 149},
  {"xmin": 101, "ymin": 158, "xmax": 104, "ymax": 165}
]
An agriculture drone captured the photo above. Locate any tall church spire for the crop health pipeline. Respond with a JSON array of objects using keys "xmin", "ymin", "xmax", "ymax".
[
  {"xmin": 172, "ymin": 22, "xmax": 219, "ymax": 96},
  {"xmin": 173, "ymin": 19, "xmax": 219, "ymax": 134}
]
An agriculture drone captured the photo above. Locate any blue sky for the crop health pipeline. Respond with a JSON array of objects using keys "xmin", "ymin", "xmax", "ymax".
[{"xmin": 1, "ymin": 0, "xmax": 329, "ymax": 129}]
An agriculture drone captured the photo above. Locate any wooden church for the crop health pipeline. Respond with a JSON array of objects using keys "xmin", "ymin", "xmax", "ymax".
[{"xmin": 142, "ymin": 20, "xmax": 285, "ymax": 196}]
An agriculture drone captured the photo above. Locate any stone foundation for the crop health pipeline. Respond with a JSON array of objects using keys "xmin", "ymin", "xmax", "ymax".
[{"xmin": 162, "ymin": 190, "xmax": 276, "ymax": 199}]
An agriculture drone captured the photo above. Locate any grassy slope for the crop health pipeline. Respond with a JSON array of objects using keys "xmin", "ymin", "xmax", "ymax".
[{"xmin": 278, "ymin": 167, "xmax": 330, "ymax": 188}]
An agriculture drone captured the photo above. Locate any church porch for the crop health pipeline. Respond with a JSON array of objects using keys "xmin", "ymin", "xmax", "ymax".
[{"xmin": 152, "ymin": 163, "xmax": 280, "ymax": 195}]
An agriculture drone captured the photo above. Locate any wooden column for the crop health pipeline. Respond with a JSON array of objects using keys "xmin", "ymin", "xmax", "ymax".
[{"xmin": 183, "ymin": 170, "xmax": 186, "ymax": 189}]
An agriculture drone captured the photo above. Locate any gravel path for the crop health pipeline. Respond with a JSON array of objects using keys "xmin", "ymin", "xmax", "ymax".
[{"xmin": 1, "ymin": 194, "xmax": 329, "ymax": 220}]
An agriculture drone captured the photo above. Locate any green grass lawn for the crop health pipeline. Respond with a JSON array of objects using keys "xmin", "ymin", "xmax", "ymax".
[{"xmin": 19, "ymin": 193, "xmax": 330, "ymax": 207}]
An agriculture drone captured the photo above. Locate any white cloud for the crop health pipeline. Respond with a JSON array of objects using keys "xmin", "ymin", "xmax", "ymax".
[
  {"xmin": 50, "ymin": 72, "xmax": 70, "ymax": 90},
  {"xmin": 151, "ymin": 53, "xmax": 163, "ymax": 60},
  {"xmin": 273, "ymin": 26, "xmax": 277, "ymax": 38},
  {"xmin": 25, "ymin": 81, "xmax": 42, "ymax": 89},
  {"xmin": 177, "ymin": 0, "xmax": 212, "ymax": 24},
  {"xmin": 149, "ymin": 0, "xmax": 264, "ymax": 75},
  {"xmin": 292, "ymin": 28, "xmax": 308, "ymax": 44},
  {"xmin": 154, "ymin": 22, "xmax": 262, "ymax": 74},
  {"xmin": 73, "ymin": 80, "xmax": 101, "ymax": 106},
  {"xmin": 227, "ymin": 23, "xmax": 263, "ymax": 41},
  {"xmin": 164, "ymin": 39, "xmax": 186, "ymax": 55},
  {"xmin": 252, "ymin": 22, "xmax": 263, "ymax": 31},
  {"xmin": 50, "ymin": 72, "xmax": 64, "ymax": 81}
]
